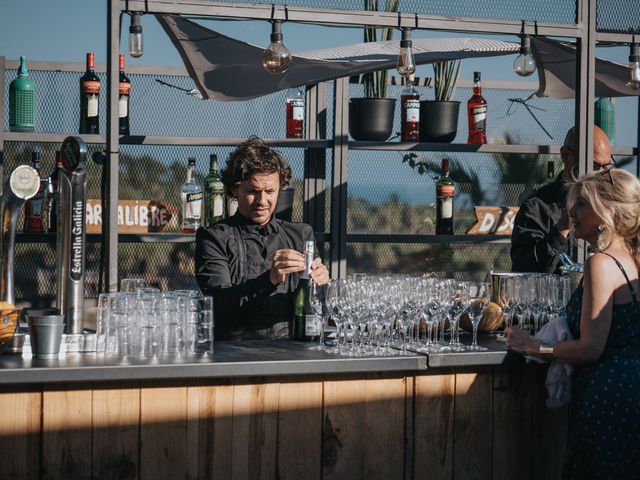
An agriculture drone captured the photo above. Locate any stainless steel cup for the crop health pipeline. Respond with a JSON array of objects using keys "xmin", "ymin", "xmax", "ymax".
[{"xmin": 26, "ymin": 310, "xmax": 64, "ymax": 358}]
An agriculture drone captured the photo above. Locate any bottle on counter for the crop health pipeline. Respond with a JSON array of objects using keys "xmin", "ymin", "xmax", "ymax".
[
  {"xmin": 79, "ymin": 52, "xmax": 100, "ymax": 134},
  {"xmin": 23, "ymin": 149, "xmax": 45, "ymax": 233},
  {"xmin": 9, "ymin": 55, "xmax": 36, "ymax": 133},
  {"xmin": 435, "ymin": 158, "xmax": 455, "ymax": 235},
  {"xmin": 400, "ymin": 75, "xmax": 420, "ymax": 142},
  {"xmin": 44, "ymin": 150, "xmax": 64, "ymax": 233},
  {"xmin": 292, "ymin": 240, "xmax": 320, "ymax": 340},
  {"xmin": 285, "ymin": 88, "xmax": 304, "ymax": 139},
  {"xmin": 180, "ymin": 157, "xmax": 203, "ymax": 233},
  {"xmin": 204, "ymin": 154, "xmax": 225, "ymax": 226},
  {"xmin": 467, "ymin": 71, "xmax": 487, "ymax": 144},
  {"xmin": 118, "ymin": 53, "xmax": 131, "ymax": 135}
]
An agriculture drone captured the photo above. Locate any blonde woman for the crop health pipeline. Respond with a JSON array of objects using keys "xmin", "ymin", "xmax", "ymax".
[{"xmin": 506, "ymin": 167, "xmax": 640, "ymax": 478}]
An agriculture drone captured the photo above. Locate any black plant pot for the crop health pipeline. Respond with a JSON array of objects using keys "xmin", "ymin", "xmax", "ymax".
[
  {"xmin": 275, "ymin": 187, "xmax": 295, "ymax": 222},
  {"xmin": 349, "ymin": 98, "xmax": 397, "ymax": 141},
  {"xmin": 420, "ymin": 100, "xmax": 461, "ymax": 143}
]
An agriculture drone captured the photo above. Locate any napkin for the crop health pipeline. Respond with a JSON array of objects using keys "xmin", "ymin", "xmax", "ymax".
[{"xmin": 525, "ymin": 315, "xmax": 574, "ymax": 410}]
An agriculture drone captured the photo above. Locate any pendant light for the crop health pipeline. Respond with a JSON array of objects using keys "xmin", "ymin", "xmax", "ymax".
[
  {"xmin": 262, "ymin": 20, "xmax": 292, "ymax": 74},
  {"xmin": 626, "ymin": 31, "xmax": 640, "ymax": 90},
  {"xmin": 513, "ymin": 21, "xmax": 536, "ymax": 77},
  {"xmin": 397, "ymin": 28, "xmax": 416, "ymax": 77},
  {"xmin": 128, "ymin": 12, "xmax": 144, "ymax": 58}
]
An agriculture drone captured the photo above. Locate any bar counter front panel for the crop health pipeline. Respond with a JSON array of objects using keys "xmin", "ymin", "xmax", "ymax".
[{"xmin": 0, "ymin": 338, "xmax": 567, "ymax": 480}]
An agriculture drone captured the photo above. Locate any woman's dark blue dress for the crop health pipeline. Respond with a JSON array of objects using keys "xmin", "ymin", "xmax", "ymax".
[{"xmin": 564, "ymin": 271, "xmax": 640, "ymax": 479}]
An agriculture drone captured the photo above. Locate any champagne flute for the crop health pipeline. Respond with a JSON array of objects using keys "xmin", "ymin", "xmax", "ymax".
[{"xmin": 467, "ymin": 281, "xmax": 490, "ymax": 351}]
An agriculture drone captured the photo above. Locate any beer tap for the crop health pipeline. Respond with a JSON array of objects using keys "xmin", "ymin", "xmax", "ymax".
[
  {"xmin": 56, "ymin": 136, "xmax": 88, "ymax": 352},
  {"xmin": 0, "ymin": 164, "xmax": 41, "ymax": 305}
]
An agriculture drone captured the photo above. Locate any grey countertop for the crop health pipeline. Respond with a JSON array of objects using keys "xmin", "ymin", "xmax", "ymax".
[{"xmin": 0, "ymin": 336, "xmax": 509, "ymax": 385}]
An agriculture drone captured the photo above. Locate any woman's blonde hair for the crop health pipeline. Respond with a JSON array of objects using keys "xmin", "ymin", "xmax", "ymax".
[{"xmin": 567, "ymin": 168, "xmax": 640, "ymax": 267}]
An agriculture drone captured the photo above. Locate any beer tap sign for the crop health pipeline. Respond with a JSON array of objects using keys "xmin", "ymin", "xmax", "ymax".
[{"xmin": 56, "ymin": 136, "xmax": 88, "ymax": 350}]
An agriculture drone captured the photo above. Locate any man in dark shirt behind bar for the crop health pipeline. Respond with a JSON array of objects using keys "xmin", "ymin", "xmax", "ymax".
[
  {"xmin": 510, "ymin": 125, "xmax": 613, "ymax": 274},
  {"xmin": 195, "ymin": 137, "xmax": 329, "ymax": 340}
]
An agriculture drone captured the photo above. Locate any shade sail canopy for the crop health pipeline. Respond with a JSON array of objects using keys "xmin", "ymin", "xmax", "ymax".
[
  {"xmin": 531, "ymin": 36, "xmax": 640, "ymax": 99},
  {"xmin": 157, "ymin": 14, "xmax": 640, "ymax": 101},
  {"xmin": 156, "ymin": 14, "xmax": 519, "ymax": 101}
]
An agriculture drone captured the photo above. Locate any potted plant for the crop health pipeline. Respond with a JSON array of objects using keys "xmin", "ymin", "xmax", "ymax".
[
  {"xmin": 348, "ymin": 0, "xmax": 399, "ymax": 142},
  {"xmin": 420, "ymin": 60, "xmax": 461, "ymax": 143}
]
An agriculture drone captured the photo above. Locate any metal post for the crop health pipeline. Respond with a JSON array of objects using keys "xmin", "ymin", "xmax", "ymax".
[{"xmin": 106, "ymin": 0, "xmax": 120, "ymax": 292}]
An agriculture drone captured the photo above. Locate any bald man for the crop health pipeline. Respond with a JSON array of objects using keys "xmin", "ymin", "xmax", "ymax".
[{"xmin": 510, "ymin": 126, "xmax": 613, "ymax": 274}]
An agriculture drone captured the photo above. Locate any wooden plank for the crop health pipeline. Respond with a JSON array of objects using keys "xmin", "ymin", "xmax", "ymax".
[
  {"xmin": 413, "ymin": 371, "xmax": 455, "ymax": 480},
  {"xmin": 230, "ymin": 380, "xmax": 280, "ymax": 480},
  {"xmin": 186, "ymin": 380, "xmax": 235, "ymax": 480},
  {"xmin": 322, "ymin": 376, "xmax": 366, "ymax": 480},
  {"xmin": 363, "ymin": 373, "xmax": 407, "ymax": 480},
  {"xmin": 277, "ymin": 378, "xmax": 323, "ymax": 480},
  {"xmin": 0, "ymin": 385, "xmax": 41, "ymax": 479},
  {"xmin": 42, "ymin": 384, "xmax": 93, "ymax": 479},
  {"xmin": 92, "ymin": 383, "xmax": 140, "ymax": 480},
  {"xmin": 140, "ymin": 383, "xmax": 188, "ymax": 480},
  {"xmin": 454, "ymin": 369, "xmax": 493, "ymax": 480},
  {"xmin": 492, "ymin": 361, "xmax": 529, "ymax": 480}
]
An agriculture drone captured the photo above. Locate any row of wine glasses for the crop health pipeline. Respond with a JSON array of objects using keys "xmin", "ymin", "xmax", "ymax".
[{"xmin": 317, "ymin": 275, "xmax": 492, "ymax": 356}]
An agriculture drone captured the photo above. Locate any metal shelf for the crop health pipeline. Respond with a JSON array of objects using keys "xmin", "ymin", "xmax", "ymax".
[
  {"xmin": 17, "ymin": 232, "xmax": 195, "ymax": 244},
  {"xmin": 346, "ymin": 234, "xmax": 511, "ymax": 244},
  {"xmin": 3, "ymin": 132, "xmax": 331, "ymax": 148}
]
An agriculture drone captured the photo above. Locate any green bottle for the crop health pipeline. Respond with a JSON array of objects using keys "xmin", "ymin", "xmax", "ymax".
[
  {"xmin": 595, "ymin": 97, "xmax": 615, "ymax": 145},
  {"xmin": 9, "ymin": 56, "xmax": 36, "ymax": 132},
  {"xmin": 204, "ymin": 154, "xmax": 225, "ymax": 225}
]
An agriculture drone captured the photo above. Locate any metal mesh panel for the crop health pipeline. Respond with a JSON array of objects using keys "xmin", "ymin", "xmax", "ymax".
[
  {"xmin": 347, "ymin": 242, "xmax": 511, "ymax": 281},
  {"xmin": 210, "ymin": 0, "xmax": 578, "ymax": 24},
  {"xmin": 596, "ymin": 0, "xmax": 640, "ymax": 34}
]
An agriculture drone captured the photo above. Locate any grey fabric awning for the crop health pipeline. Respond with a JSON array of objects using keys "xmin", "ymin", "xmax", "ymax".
[{"xmin": 157, "ymin": 14, "xmax": 519, "ymax": 101}]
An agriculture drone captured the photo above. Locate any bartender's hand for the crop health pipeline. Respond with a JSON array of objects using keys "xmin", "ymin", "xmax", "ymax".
[
  {"xmin": 310, "ymin": 258, "xmax": 330, "ymax": 286},
  {"xmin": 505, "ymin": 327, "xmax": 541, "ymax": 356},
  {"xmin": 270, "ymin": 249, "xmax": 305, "ymax": 285}
]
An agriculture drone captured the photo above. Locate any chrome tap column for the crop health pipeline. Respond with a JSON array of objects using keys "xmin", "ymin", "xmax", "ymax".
[
  {"xmin": 0, "ymin": 165, "xmax": 41, "ymax": 304},
  {"xmin": 56, "ymin": 136, "xmax": 88, "ymax": 340}
]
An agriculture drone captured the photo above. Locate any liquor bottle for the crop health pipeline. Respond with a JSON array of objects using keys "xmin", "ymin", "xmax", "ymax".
[
  {"xmin": 180, "ymin": 157, "xmax": 203, "ymax": 233},
  {"xmin": 79, "ymin": 52, "xmax": 101, "ymax": 134},
  {"xmin": 23, "ymin": 149, "xmax": 45, "ymax": 233},
  {"xmin": 44, "ymin": 150, "xmax": 64, "ymax": 233},
  {"xmin": 292, "ymin": 241, "xmax": 320, "ymax": 340},
  {"xmin": 400, "ymin": 75, "xmax": 420, "ymax": 142},
  {"xmin": 226, "ymin": 197, "xmax": 238, "ymax": 218},
  {"xmin": 204, "ymin": 154, "xmax": 225, "ymax": 226},
  {"xmin": 467, "ymin": 71, "xmax": 487, "ymax": 144},
  {"xmin": 286, "ymin": 88, "xmax": 304, "ymax": 139},
  {"xmin": 435, "ymin": 158, "xmax": 455, "ymax": 235},
  {"xmin": 118, "ymin": 53, "xmax": 131, "ymax": 135},
  {"xmin": 9, "ymin": 55, "xmax": 36, "ymax": 132}
]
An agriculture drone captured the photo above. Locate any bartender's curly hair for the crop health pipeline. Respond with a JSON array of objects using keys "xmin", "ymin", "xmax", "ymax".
[{"xmin": 221, "ymin": 136, "xmax": 292, "ymax": 197}]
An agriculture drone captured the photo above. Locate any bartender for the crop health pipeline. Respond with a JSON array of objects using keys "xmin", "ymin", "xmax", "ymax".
[{"xmin": 195, "ymin": 137, "xmax": 330, "ymax": 340}]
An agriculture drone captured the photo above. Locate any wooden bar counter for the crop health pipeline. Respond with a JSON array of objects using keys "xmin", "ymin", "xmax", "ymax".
[{"xmin": 0, "ymin": 337, "xmax": 568, "ymax": 480}]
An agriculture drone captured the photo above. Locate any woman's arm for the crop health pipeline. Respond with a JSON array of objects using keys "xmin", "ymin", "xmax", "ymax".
[{"xmin": 507, "ymin": 254, "xmax": 616, "ymax": 363}]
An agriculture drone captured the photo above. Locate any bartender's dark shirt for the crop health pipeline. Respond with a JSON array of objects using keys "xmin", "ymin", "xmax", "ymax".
[
  {"xmin": 195, "ymin": 213, "xmax": 316, "ymax": 340},
  {"xmin": 510, "ymin": 175, "xmax": 569, "ymax": 274}
]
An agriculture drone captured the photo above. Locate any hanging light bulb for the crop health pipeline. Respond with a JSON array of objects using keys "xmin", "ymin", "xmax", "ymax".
[
  {"xmin": 513, "ymin": 34, "xmax": 536, "ymax": 77},
  {"xmin": 128, "ymin": 12, "xmax": 144, "ymax": 58},
  {"xmin": 262, "ymin": 20, "xmax": 292, "ymax": 74},
  {"xmin": 626, "ymin": 41, "xmax": 640, "ymax": 90},
  {"xmin": 397, "ymin": 28, "xmax": 416, "ymax": 77}
]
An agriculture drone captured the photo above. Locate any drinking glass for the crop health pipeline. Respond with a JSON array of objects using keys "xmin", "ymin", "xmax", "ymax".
[
  {"xmin": 467, "ymin": 281, "xmax": 490, "ymax": 351},
  {"xmin": 120, "ymin": 278, "xmax": 146, "ymax": 293}
]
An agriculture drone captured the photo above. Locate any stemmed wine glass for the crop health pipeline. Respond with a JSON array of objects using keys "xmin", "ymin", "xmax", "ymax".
[{"xmin": 466, "ymin": 281, "xmax": 490, "ymax": 351}]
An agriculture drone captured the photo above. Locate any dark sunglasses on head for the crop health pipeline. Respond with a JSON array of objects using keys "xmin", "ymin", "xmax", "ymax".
[{"xmin": 593, "ymin": 156, "xmax": 617, "ymax": 184}]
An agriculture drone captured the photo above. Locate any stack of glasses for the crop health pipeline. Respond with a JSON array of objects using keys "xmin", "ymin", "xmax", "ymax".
[{"xmin": 96, "ymin": 279, "xmax": 214, "ymax": 357}]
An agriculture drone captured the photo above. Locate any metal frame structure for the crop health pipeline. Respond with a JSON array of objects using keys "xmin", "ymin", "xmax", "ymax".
[{"xmin": 1, "ymin": 0, "xmax": 637, "ymax": 290}]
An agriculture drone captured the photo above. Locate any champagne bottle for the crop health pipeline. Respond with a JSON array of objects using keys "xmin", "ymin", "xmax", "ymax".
[
  {"xmin": 180, "ymin": 157, "xmax": 203, "ymax": 233},
  {"xmin": 79, "ymin": 52, "xmax": 100, "ymax": 134},
  {"xmin": 118, "ymin": 53, "xmax": 131, "ymax": 135},
  {"xmin": 23, "ymin": 149, "xmax": 45, "ymax": 233},
  {"xmin": 292, "ymin": 241, "xmax": 320, "ymax": 340},
  {"xmin": 436, "ymin": 158, "xmax": 455, "ymax": 235},
  {"xmin": 467, "ymin": 71, "xmax": 487, "ymax": 144},
  {"xmin": 204, "ymin": 154, "xmax": 225, "ymax": 226}
]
